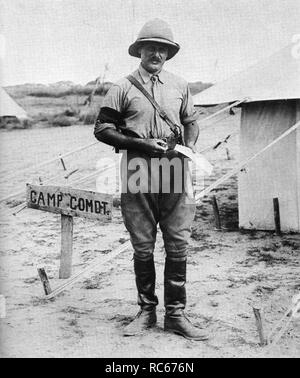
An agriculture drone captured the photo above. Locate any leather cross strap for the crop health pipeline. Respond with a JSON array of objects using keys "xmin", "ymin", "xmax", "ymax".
[{"xmin": 126, "ymin": 74, "xmax": 182, "ymax": 140}]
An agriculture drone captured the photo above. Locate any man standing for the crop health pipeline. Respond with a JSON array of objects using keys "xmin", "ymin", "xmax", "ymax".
[{"xmin": 94, "ymin": 19, "xmax": 208, "ymax": 341}]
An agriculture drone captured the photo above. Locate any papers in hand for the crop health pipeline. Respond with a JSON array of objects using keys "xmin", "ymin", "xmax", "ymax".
[{"xmin": 174, "ymin": 145, "xmax": 213, "ymax": 175}]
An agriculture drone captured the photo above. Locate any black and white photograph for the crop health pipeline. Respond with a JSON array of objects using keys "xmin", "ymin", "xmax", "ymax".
[{"xmin": 0, "ymin": 0, "xmax": 299, "ymax": 360}]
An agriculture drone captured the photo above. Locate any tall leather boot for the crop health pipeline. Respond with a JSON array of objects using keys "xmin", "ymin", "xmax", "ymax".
[
  {"xmin": 123, "ymin": 256, "xmax": 158, "ymax": 336},
  {"xmin": 164, "ymin": 257, "xmax": 208, "ymax": 341}
]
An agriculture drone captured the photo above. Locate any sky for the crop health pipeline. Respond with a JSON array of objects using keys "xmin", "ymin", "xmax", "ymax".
[{"xmin": 0, "ymin": 0, "xmax": 299, "ymax": 86}]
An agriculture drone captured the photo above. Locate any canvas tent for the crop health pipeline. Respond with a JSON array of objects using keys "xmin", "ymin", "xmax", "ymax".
[
  {"xmin": 0, "ymin": 87, "xmax": 27, "ymax": 119},
  {"xmin": 193, "ymin": 44, "xmax": 300, "ymax": 232}
]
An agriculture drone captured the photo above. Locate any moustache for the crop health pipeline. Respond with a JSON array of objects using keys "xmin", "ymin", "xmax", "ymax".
[{"xmin": 149, "ymin": 58, "xmax": 162, "ymax": 63}]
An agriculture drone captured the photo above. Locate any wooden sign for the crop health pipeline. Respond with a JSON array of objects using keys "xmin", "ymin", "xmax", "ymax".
[
  {"xmin": 26, "ymin": 184, "xmax": 112, "ymax": 221},
  {"xmin": 27, "ymin": 184, "xmax": 114, "ymax": 279}
]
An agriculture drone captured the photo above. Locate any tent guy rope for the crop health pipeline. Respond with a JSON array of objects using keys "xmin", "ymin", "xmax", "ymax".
[
  {"xmin": 45, "ymin": 239, "xmax": 131, "ymax": 299},
  {"xmin": 197, "ymin": 98, "xmax": 248, "ymax": 131},
  {"xmin": 0, "ymin": 141, "xmax": 98, "ymax": 186}
]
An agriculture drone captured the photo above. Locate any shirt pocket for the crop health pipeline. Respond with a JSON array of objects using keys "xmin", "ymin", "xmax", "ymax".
[
  {"xmin": 163, "ymin": 89, "xmax": 183, "ymax": 114},
  {"xmin": 127, "ymin": 95, "xmax": 155, "ymax": 118}
]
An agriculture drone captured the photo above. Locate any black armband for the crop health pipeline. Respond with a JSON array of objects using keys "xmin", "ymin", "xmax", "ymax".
[{"xmin": 96, "ymin": 106, "xmax": 124, "ymax": 126}]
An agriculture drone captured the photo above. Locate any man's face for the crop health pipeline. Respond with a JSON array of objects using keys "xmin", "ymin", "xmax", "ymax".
[{"xmin": 139, "ymin": 42, "xmax": 168, "ymax": 74}]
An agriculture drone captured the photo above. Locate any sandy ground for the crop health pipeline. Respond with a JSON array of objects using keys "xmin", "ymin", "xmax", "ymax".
[{"xmin": 0, "ymin": 111, "xmax": 299, "ymax": 358}]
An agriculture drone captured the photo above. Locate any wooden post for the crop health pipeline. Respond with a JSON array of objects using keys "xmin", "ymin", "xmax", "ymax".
[
  {"xmin": 59, "ymin": 215, "xmax": 74, "ymax": 279},
  {"xmin": 212, "ymin": 195, "xmax": 221, "ymax": 230},
  {"xmin": 226, "ymin": 147, "xmax": 231, "ymax": 160},
  {"xmin": 253, "ymin": 307, "xmax": 268, "ymax": 346},
  {"xmin": 273, "ymin": 198, "xmax": 281, "ymax": 235},
  {"xmin": 37, "ymin": 267, "xmax": 52, "ymax": 295}
]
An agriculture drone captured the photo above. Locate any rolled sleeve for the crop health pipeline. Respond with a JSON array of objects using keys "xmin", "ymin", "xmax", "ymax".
[{"xmin": 180, "ymin": 84, "xmax": 198, "ymax": 126}]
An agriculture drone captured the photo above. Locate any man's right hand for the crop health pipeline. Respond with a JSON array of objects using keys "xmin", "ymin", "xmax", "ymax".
[{"xmin": 141, "ymin": 139, "xmax": 168, "ymax": 157}]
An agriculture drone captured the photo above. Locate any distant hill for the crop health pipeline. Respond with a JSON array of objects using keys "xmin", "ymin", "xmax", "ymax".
[
  {"xmin": 49, "ymin": 81, "xmax": 76, "ymax": 87},
  {"xmin": 4, "ymin": 80, "xmax": 113, "ymax": 99},
  {"xmin": 4, "ymin": 83, "xmax": 48, "ymax": 98},
  {"xmin": 85, "ymin": 81, "xmax": 114, "ymax": 93},
  {"xmin": 86, "ymin": 79, "xmax": 101, "ymax": 86}
]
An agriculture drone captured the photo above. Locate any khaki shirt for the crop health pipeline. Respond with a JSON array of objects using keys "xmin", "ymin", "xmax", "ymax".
[{"xmin": 95, "ymin": 64, "xmax": 198, "ymax": 139}]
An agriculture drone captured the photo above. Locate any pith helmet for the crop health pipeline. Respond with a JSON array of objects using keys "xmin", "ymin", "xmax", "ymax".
[{"xmin": 128, "ymin": 18, "xmax": 180, "ymax": 60}]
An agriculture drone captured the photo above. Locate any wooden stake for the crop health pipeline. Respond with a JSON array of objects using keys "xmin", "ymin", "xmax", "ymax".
[
  {"xmin": 226, "ymin": 148, "xmax": 231, "ymax": 160},
  {"xmin": 60, "ymin": 156, "xmax": 67, "ymax": 171},
  {"xmin": 253, "ymin": 307, "xmax": 268, "ymax": 346},
  {"xmin": 212, "ymin": 195, "xmax": 221, "ymax": 230},
  {"xmin": 37, "ymin": 268, "xmax": 52, "ymax": 295},
  {"xmin": 59, "ymin": 215, "xmax": 74, "ymax": 279},
  {"xmin": 273, "ymin": 198, "xmax": 281, "ymax": 236}
]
